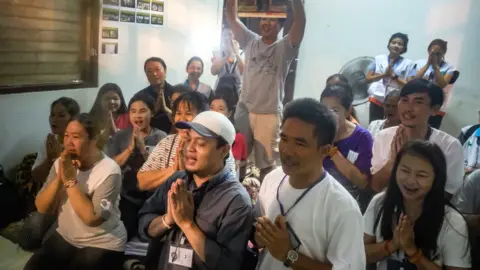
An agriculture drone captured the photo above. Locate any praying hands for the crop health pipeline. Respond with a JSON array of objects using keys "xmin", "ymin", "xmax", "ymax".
[
  {"xmin": 255, "ymin": 215, "xmax": 292, "ymax": 262},
  {"xmin": 168, "ymin": 179, "xmax": 194, "ymax": 229}
]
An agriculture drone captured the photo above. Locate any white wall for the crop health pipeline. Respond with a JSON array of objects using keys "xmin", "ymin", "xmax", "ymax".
[
  {"xmin": 295, "ymin": 0, "xmax": 480, "ymax": 133},
  {"xmin": 0, "ymin": 0, "xmax": 223, "ymax": 174}
]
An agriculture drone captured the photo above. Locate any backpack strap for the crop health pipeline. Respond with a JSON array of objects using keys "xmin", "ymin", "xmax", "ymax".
[{"xmin": 228, "ymin": 60, "xmax": 238, "ymax": 74}]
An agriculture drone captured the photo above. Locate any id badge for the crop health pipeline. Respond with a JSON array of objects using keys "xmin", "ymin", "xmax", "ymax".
[{"xmin": 168, "ymin": 246, "xmax": 194, "ymax": 268}]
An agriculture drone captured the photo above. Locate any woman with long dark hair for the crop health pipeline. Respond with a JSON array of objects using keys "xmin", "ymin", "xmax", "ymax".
[
  {"xmin": 364, "ymin": 141, "xmax": 471, "ymax": 270},
  {"xmin": 90, "ymin": 83, "xmax": 129, "ymax": 137}
]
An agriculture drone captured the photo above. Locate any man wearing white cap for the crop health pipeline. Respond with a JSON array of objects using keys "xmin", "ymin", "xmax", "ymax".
[{"xmin": 138, "ymin": 111, "xmax": 253, "ymax": 270}]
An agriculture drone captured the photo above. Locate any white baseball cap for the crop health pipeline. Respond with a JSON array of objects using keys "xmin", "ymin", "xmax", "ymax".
[{"xmin": 175, "ymin": 111, "xmax": 236, "ymax": 145}]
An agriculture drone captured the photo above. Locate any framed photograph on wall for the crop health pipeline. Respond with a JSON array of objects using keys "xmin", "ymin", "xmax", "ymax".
[
  {"xmin": 103, "ymin": 8, "xmax": 119, "ymax": 21},
  {"xmin": 102, "ymin": 42, "xmax": 118, "ymax": 54},
  {"xmin": 120, "ymin": 0, "xmax": 135, "ymax": 8},
  {"xmin": 103, "ymin": 0, "xmax": 119, "ymax": 6},
  {"xmin": 137, "ymin": 0, "xmax": 151, "ymax": 10},
  {"xmin": 151, "ymin": 0, "xmax": 164, "ymax": 12},
  {"xmin": 120, "ymin": 10, "xmax": 135, "ymax": 22},
  {"xmin": 102, "ymin": 27, "xmax": 119, "ymax": 39},
  {"xmin": 136, "ymin": 12, "xmax": 150, "ymax": 24},
  {"xmin": 151, "ymin": 14, "xmax": 164, "ymax": 25}
]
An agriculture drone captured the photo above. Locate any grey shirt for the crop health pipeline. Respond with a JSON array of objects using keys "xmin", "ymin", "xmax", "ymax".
[
  {"xmin": 239, "ymin": 30, "xmax": 298, "ymax": 114},
  {"xmin": 185, "ymin": 80, "xmax": 214, "ymax": 100},
  {"xmin": 454, "ymin": 169, "xmax": 480, "ymax": 214},
  {"xmin": 106, "ymin": 127, "xmax": 167, "ymax": 205},
  {"xmin": 138, "ymin": 167, "xmax": 253, "ymax": 270}
]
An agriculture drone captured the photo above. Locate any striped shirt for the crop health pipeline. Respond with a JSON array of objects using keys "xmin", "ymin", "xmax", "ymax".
[{"xmin": 140, "ymin": 134, "xmax": 237, "ymax": 176}]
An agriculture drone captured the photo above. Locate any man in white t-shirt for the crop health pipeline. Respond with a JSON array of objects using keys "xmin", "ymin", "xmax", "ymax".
[
  {"xmin": 370, "ymin": 79, "xmax": 464, "ymax": 197},
  {"xmin": 254, "ymin": 98, "xmax": 365, "ymax": 270}
]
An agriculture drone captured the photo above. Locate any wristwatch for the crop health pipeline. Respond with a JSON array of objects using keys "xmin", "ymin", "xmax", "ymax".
[{"xmin": 283, "ymin": 250, "xmax": 299, "ymax": 268}]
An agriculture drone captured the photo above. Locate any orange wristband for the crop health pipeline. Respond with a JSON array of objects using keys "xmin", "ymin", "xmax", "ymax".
[
  {"xmin": 407, "ymin": 249, "xmax": 422, "ymax": 263},
  {"xmin": 328, "ymin": 146, "xmax": 339, "ymax": 157}
]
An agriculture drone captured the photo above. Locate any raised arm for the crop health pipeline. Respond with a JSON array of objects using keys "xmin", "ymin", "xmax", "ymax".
[
  {"xmin": 225, "ymin": 0, "xmax": 251, "ymax": 45},
  {"xmin": 233, "ymin": 40, "xmax": 244, "ymax": 74},
  {"xmin": 211, "ymin": 56, "xmax": 229, "ymax": 75},
  {"xmin": 287, "ymin": 0, "xmax": 307, "ymax": 47}
]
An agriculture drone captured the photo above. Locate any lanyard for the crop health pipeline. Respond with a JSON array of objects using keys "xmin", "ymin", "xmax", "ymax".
[
  {"xmin": 276, "ymin": 171, "xmax": 326, "ymax": 217},
  {"xmin": 425, "ymin": 126, "xmax": 433, "ymax": 140}
]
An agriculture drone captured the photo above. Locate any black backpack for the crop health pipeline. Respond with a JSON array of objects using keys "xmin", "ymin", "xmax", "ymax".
[
  {"xmin": 216, "ymin": 61, "xmax": 240, "ymax": 105},
  {"xmin": 0, "ymin": 165, "xmax": 24, "ymax": 229}
]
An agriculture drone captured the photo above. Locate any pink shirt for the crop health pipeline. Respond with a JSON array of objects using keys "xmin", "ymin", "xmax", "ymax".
[{"xmin": 115, "ymin": 113, "xmax": 131, "ymax": 130}]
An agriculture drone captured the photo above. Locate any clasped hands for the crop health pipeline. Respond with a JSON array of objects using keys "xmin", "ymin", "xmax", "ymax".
[
  {"xmin": 173, "ymin": 138, "xmax": 186, "ymax": 171},
  {"xmin": 389, "ymin": 124, "xmax": 411, "ymax": 161},
  {"xmin": 255, "ymin": 215, "xmax": 293, "ymax": 262},
  {"xmin": 390, "ymin": 213, "xmax": 418, "ymax": 256},
  {"xmin": 164, "ymin": 179, "xmax": 194, "ymax": 229},
  {"xmin": 58, "ymin": 150, "xmax": 80, "ymax": 186},
  {"xmin": 128, "ymin": 126, "xmax": 147, "ymax": 153}
]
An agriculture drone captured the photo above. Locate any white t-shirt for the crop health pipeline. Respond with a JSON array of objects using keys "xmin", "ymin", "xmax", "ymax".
[
  {"xmin": 364, "ymin": 192, "xmax": 471, "ymax": 269},
  {"xmin": 371, "ymin": 126, "xmax": 464, "ymax": 195},
  {"xmin": 256, "ymin": 167, "xmax": 366, "ymax": 270},
  {"xmin": 368, "ymin": 119, "xmax": 386, "ymax": 139},
  {"xmin": 43, "ymin": 155, "xmax": 127, "ymax": 252}
]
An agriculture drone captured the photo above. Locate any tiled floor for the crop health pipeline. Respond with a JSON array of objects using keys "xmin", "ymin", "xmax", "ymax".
[{"xmin": 0, "ymin": 237, "xmax": 32, "ymax": 270}]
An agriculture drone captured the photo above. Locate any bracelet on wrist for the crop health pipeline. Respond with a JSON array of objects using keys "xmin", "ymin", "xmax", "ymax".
[
  {"xmin": 64, "ymin": 179, "xmax": 78, "ymax": 188},
  {"xmin": 162, "ymin": 215, "xmax": 172, "ymax": 229},
  {"xmin": 328, "ymin": 147, "xmax": 339, "ymax": 157},
  {"xmin": 407, "ymin": 248, "xmax": 422, "ymax": 263}
]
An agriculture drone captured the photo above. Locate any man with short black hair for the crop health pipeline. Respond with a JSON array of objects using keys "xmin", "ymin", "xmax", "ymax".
[
  {"xmin": 136, "ymin": 57, "xmax": 175, "ymax": 133},
  {"xmin": 138, "ymin": 111, "xmax": 252, "ymax": 270},
  {"xmin": 370, "ymin": 78, "xmax": 464, "ymax": 197},
  {"xmin": 225, "ymin": 0, "xmax": 306, "ymax": 181},
  {"xmin": 254, "ymin": 98, "xmax": 365, "ymax": 270}
]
